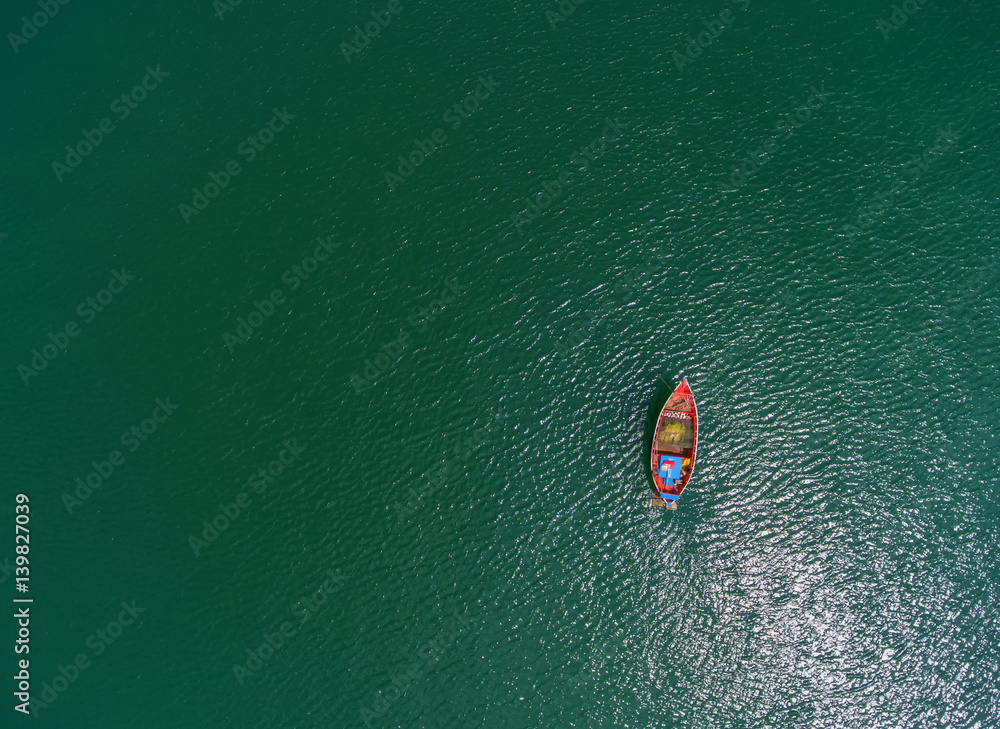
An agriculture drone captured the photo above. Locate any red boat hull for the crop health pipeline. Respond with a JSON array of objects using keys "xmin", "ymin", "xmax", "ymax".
[{"xmin": 651, "ymin": 379, "xmax": 698, "ymax": 506}]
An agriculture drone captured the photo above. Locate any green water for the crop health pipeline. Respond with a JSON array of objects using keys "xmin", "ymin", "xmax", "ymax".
[{"xmin": 2, "ymin": 0, "xmax": 998, "ymax": 727}]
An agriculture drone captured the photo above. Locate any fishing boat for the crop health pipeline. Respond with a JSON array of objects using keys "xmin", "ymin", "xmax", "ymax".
[{"xmin": 650, "ymin": 378, "xmax": 698, "ymax": 509}]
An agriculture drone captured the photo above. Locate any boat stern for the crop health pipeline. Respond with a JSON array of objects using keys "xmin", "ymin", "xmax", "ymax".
[{"xmin": 650, "ymin": 489, "xmax": 679, "ymax": 509}]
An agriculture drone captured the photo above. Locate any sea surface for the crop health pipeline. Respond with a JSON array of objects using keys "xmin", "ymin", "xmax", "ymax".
[{"xmin": 1, "ymin": 1, "xmax": 998, "ymax": 727}]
